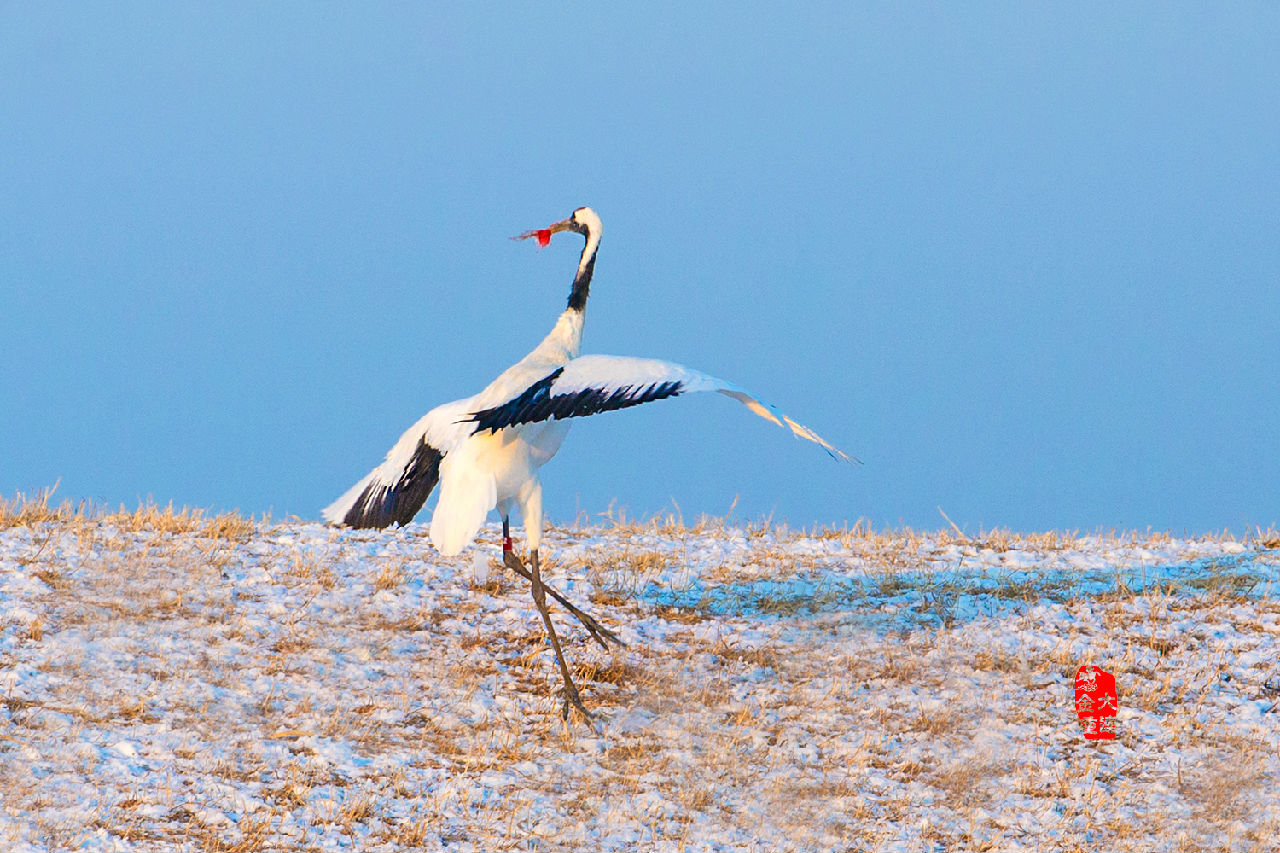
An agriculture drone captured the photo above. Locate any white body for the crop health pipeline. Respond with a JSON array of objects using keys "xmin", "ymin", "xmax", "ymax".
[
  {"xmin": 428, "ymin": 308, "xmax": 585, "ymax": 554},
  {"xmin": 324, "ymin": 308, "xmax": 584, "ymax": 554}
]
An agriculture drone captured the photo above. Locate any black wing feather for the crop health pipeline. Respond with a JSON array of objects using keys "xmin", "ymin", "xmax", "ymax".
[
  {"xmin": 467, "ymin": 368, "xmax": 685, "ymax": 434},
  {"xmin": 341, "ymin": 438, "xmax": 443, "ymax": 528}
]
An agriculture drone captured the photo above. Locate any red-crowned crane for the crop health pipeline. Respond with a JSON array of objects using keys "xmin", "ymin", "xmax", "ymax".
[{"xmin": 324, "ymin": 206, "xmax": 851, "ymax": 720}]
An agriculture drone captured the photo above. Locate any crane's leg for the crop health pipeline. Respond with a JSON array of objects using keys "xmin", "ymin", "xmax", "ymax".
[
  {"xmin": 500, "ymin": 517, "xmax": 622, "ymax": 649},
  {"xmin": 498, "ymin": 516, "xmax": 595, "ymax": 720},
  {"xmin": 528, "ymin": 547, "xmax": 592, "ymax": 721}
]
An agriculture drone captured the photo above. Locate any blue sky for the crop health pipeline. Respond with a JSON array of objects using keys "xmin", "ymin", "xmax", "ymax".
[{"xmin": 2, "ymin": 4, "xmax": 1277, "ymax": 533}]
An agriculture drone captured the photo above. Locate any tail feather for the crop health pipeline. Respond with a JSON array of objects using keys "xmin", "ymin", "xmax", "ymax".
[{"xmin": 429, "ymin": 451, "xmax": 497, "ymax": 556}]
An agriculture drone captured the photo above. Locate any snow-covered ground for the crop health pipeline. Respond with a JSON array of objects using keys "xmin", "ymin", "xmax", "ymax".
[{"xmin": 2, "ymin": 508, "xmax": 1278, "ymax": 851}]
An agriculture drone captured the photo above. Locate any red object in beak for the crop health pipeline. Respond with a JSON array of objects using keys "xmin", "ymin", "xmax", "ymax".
[{"xmin": 535, "ymin": 229, "xmax": 552, "ymax": 247}]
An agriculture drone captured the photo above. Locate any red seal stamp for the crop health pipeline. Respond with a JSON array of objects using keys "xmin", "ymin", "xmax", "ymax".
[{"xmin": 1074, "ymin": 665, "xmax": 1118, "ymax": 740}]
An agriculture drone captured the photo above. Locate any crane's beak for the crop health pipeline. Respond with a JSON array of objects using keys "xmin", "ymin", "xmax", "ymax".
[{"xmin": 513, "ymin": 216, "xmax": 575, "ymax": 247}]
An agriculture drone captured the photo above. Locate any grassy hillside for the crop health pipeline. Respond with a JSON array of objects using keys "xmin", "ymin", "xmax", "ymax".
[{"xmin": 2, "ymin": 495, "xmax": 1278, "ymax": 851}]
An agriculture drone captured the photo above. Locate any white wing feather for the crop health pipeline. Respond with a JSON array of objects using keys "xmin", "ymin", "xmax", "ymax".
[
  {"xmin": 324, "ymin": 353, "xmax": 852, "ymax": 536},
  {"xmin": 470, "ymin": 354, "xmax": 854, "ymax": 463}
]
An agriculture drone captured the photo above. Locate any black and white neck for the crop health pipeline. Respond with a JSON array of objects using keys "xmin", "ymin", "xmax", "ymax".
[{"xmin": 566, "ymin": 206, "xmax": 602, "ymax": 313}]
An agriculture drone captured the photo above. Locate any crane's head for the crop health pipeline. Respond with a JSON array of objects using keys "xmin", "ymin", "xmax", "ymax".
[{"xmin": 513, "ymin": 206, "xmax": 602, "ymax": 248}]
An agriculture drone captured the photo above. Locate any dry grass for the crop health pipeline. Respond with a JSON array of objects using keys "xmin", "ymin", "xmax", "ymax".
[
  {"xmin": 372, "ymin": 560, "xmax": 408, "ymax": 591},
  {"xmin": 2, "ymin": 500, "xmax": 1278, "ymax": 851},
  {"xmin": 596, "ymin": 509, "xmax": 1277, "ymax": 555},
  {"xmin": 0, "ymin": 485, "xmax": 85, "ymax": 527},
  {"xmin": 1178, "ymin": 737, "xmax": 1268, "ymax": 824},
  {"xmin": 0, "ymin": 488, "xmax": 259, "ymax": 541}
]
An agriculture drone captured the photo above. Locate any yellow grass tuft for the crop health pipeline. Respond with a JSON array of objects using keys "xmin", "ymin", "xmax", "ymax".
[
  {"xmin": 1, "ymin": 488, "xmax": 259, "ymax": 543},
  {"xmin": 0, "ymin": 486, "xmax": 85, "ymax": 528}
]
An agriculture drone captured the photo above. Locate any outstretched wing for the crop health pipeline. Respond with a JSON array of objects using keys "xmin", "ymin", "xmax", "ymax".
[
  {"xmin": 322, "ymin": 399, "xmax": 475, "ymax": 528},
  {"xmin": 464, "ymin": 354, "xmax": 854, "ymax": 463}
]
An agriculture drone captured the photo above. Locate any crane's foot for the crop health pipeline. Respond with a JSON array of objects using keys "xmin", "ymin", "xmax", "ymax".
[
  {"xmin": 502, "ymin": 549, "xmax": 623, "ymax": 650},
  {"xmin": 559, "ymin": 682, "xmax": 593, "ymax": 723}
]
